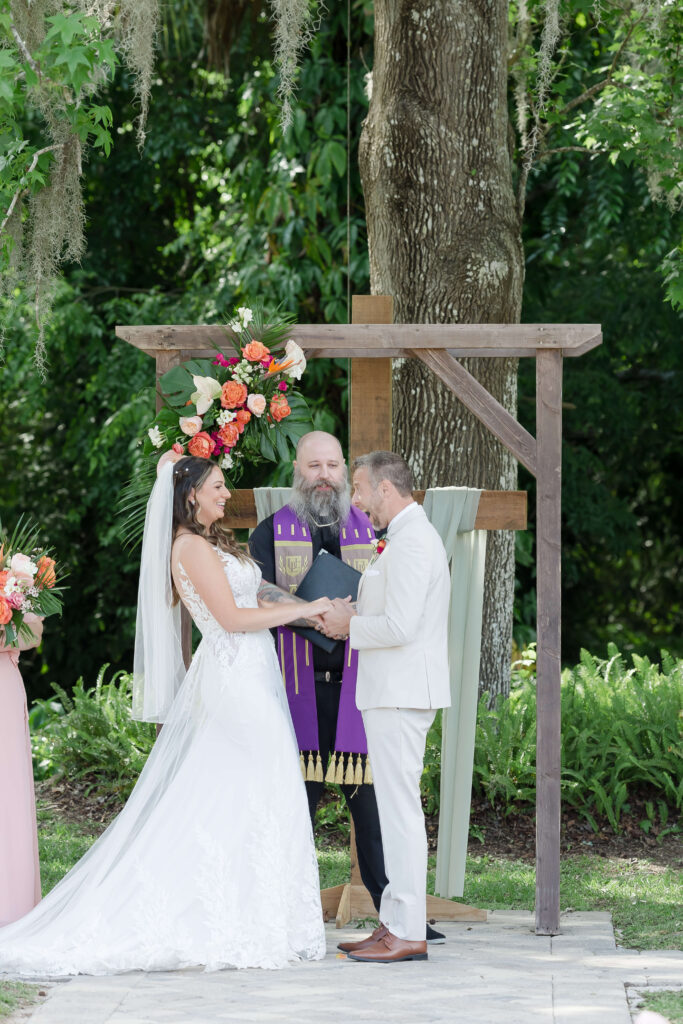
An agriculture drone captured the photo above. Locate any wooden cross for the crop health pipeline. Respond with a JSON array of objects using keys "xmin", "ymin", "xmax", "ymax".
[{"xmin": 117, "ymin": 298, "xmax": 601, "ymax": 936}]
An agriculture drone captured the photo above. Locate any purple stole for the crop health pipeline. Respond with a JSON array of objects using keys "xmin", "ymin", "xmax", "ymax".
[{"xmin": 274, "ymin": 505, "xmax": 376, "ymax": 785}]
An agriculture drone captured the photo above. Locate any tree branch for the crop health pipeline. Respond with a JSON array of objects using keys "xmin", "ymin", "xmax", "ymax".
[
  {"xmin": 560, "ymin": 14, "xmax": 645, "ymax": 116},
  {"xmin": 0, "ymin": 145, "xmax": 63, "ymax": 238},
  {"xmin": 10, "ymin": 22, "xmax": 40, "ymax": 75},
  {"xmin": 538, "ymin": 145, "xmax": 604, "ymax": 158}
]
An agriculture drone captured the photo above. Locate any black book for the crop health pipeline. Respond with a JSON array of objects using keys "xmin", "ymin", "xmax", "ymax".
[{"xmin": 291, "ymin": 550, "xmax": 362, "ymax": 652}]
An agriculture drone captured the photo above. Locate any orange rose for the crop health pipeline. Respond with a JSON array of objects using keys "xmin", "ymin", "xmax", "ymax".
[
  {"xmin": 234, "ymin": 409, "xmax": 252, "ymax": 434},
  {"xmin": 220, "ymin": 381, "xmax": 248, "ymax": 409},
  {"xmin": 269, "ymin": 395, "xmax": 291, "ymax": 422},
  {"xmin": 217, "ymin": 422, "xmax": 240, "ymax": 447},
  {"xmin": 241, "ymin": 341, "xmax": 270, "ymax": 362},
  {"xmin": 36, "ymin": 556, "xmax": 57, "ymax": 589},
  {"xmin": 0, "ymin": 570, "xmax": 9, "ymax": 589},
  {"xmin": 0, "ymin": 597, "xmax": 12, "ymax": 626},
  {"xmin": 188, "ymin": 431, "xmax": 214, "ymax": 458}
]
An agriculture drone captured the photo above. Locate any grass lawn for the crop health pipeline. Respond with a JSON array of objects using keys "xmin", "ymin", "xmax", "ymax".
[
  {"xmin": 636, "ymin": 991, "xmax": 683, "ymax": 1023},
  {"xmin": 0, "ymin": 982, "xmax": 43, "ymax": 1022}
]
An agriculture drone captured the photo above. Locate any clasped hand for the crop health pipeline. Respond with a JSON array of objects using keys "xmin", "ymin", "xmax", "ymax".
[{"xmin": 311, "ymin": 595, "xmax": 354, "ymax": 641}]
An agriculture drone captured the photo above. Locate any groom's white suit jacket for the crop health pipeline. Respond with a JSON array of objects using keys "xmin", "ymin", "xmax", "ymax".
[{"xmin": 350, "ymin": 503, "xmax": 451, "ymax": 712}]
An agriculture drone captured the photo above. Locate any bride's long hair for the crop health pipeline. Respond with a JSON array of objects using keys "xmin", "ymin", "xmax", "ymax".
[{"xmin": 171, "ymin": 456, "xmax": 252, "ymax": 570}]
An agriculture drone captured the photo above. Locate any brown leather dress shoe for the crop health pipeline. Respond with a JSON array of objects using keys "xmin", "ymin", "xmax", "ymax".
[
  {"xmin": 347, "ymin": 930, "xmax": 428, "ymax": 963},
  {"xmin": 337, "ymin": 924, "xmax": 388, "ymax": 953}
]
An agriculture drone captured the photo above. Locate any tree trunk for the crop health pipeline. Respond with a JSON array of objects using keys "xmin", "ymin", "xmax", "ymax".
[{"xmin": 359, "ymin": 0, "xmax": 524, "ymax": 699}]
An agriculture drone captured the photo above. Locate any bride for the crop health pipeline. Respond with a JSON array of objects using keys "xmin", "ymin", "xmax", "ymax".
[{"xmin": 0, "ymin": 457, "xmax": 332, "ymax": 975}]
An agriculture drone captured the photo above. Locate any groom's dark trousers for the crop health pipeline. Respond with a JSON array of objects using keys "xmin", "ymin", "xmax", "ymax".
[{"xmin": 249, "ymin": 514, "xmax": 389, "ymax": 913}]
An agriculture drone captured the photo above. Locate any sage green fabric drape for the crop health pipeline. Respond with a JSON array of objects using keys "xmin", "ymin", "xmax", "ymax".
[
  {"xmin": 423, "ymin": 488, "xmax": 486, "ymax": 898},
  {"xmin": 253, "ymin": 487, "xmax": 293, "ymax": 524}
]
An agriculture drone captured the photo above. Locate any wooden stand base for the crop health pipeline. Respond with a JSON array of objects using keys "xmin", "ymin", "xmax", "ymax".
[{"xmin": 320, "ymin": 883, "xmax": 487, "ymax": 928}]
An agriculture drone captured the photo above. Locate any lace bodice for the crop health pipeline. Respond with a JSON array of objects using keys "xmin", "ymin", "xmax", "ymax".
[
  {"xmin": 177, "ymin": 550, "xmax": 259, "ymax": 635},
  {"xmin": 176, "ymin": 550, "xmax": 270, "ymax": 671}
]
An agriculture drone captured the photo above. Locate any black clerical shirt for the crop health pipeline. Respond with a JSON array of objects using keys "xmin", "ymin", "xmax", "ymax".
[{"xmin": 248, "ymin": 513, "xmax": 345, "ymax": 673}]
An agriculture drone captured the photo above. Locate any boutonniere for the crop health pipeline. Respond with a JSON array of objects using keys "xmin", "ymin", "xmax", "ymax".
[{"xmin": 368, "ymin": 537, "xmax": 388, "ymax": 567}]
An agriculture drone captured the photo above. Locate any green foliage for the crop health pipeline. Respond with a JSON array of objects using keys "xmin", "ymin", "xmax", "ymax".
[
  {"xmin": 521, "ymin": 135, "xmax": 683, "ymax": 661},
  {"xmin": 471, "ymin": 645, "xmax": 683, "ymax": 830},
  {"xmin": 30, "ymin": 665, "xmax": 155, "ymax": 799},
  {"xmin": 417, "ymin": 645, "xmax": 682, "ymax": 830},
  {"xmin": 510, "ymin": 0, "xmax": 683, "ymax": 297}
]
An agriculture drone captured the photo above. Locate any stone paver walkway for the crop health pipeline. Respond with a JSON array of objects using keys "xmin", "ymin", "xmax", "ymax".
[{"xmin": 19, "ymin": 912, "xmax": 683, "ymax": 1024}]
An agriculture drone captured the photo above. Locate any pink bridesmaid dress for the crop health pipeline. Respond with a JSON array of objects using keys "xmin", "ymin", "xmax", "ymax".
[{"xmin": 0, "ymin": 615, "xmax": 43, "ymax": 926}]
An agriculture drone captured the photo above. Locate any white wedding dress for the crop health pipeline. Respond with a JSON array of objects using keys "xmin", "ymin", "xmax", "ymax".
[{"xmin": 0, "ymin": 552, "xmax": 326, "ymax": 976}]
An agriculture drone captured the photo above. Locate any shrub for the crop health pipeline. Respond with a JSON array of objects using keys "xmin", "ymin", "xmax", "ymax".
[
  {"xmin": 30, "ymin": 665, "xmax": 155, "ymax": 800},
  {"xmin": 471, "ymin": 644, "xmax": 683, "ymax": 831}
]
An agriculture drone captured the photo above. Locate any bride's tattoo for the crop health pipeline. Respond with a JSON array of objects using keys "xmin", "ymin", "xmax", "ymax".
[{"xmin": 257, "ymin": 580, "xmax": 319, "ymax": 628}]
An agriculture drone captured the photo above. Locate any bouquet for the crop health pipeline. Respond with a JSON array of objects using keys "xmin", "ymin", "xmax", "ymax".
[
  {"xmin": 0, "ymin": 517, "xmax": 65, "ymax": 648},
  {"xmin": 142, "ymin": 305, "xmax": 313, "ymax": 476}
]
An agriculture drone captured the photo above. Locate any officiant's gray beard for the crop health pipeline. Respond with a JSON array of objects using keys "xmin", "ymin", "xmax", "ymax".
[{"xmin": 290, "ymin": 469, "xmax": 351, "ymax": 531}]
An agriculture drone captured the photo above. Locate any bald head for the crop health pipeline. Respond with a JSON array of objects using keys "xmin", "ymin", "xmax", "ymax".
[{"xmin": 296, "ymin": 431, "xmax": 343, "ymax": 461}]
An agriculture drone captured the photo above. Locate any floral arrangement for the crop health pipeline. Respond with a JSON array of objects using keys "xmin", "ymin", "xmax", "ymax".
[
  {"xmin": 0, "ymin": 518, "xmax": 65, "ymax": 648},
  {"xmin": 142, "ymin": 305, "xmax": 313, "ymax": 478}
]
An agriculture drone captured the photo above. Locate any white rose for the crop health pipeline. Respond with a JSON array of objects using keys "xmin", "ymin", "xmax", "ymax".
[
  {"xmin": 247, "ymin": 393, "xmax": 267, "ymax": 417},
  {"xmin": 148, "ymin": 426, "xmax": 164, "ymax": 449},
  {"xmin": 284, "ymin": 339, "xmax": 306, "ymax": 380},
  {"xmin": 179, "ymin": 415, "xmax": 203, "ymax": 436},
  {"xmin": 219, "ymin": 453, "xmax": 234, "ymax": 470}
]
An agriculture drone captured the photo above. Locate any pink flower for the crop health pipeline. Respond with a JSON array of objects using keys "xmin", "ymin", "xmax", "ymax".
[
  {"xmin": 247, "ymin": 393, "xmax": 266, "ymax": 417},
  {"xmin": 10, "ymin": 553, "xmax": 36, "ymax": 584},
  {"xmin": 261, "ymin": 357, "xmax": 273, "ymax": 368},
  {"xmin": 7, "ymin": 591, "xmax": 24, "ymax": 610},
  {"xmin": 172, "ymin": 442, "xmax": 185, "ymax": 454},
  {"xmin": 212, "ymin": 355, "xmax": 230, "ymax": 367},
  {"xmin": 228, "ymin": 357, "xmax": 240, "ymax": 366},
  {"xmin": 179, "ymin": 415, "xmax": 203, "ymax": 437},
  {"xmin": 278, "ymin": 381, "xmax": 288, "ymax": 392}
]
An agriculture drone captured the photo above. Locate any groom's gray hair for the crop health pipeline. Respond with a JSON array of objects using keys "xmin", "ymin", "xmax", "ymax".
[{"xmin": 352, "ymin": 451, "xmax": 413, "ymax": 496}]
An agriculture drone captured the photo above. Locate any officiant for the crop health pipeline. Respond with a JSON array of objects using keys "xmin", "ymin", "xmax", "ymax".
[{"xmin": 248, "ymin": 431, "xmax": 389, "ymax": 913}]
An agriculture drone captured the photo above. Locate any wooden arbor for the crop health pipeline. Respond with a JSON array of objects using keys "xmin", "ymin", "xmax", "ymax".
[{"xmin": 117, "ymin": 297, "xmax": 601, "ymax": 935}]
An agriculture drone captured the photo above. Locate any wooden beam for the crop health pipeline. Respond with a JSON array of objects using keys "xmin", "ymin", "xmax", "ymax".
[
  {"xmin": 413, "ymin": 348, "xmax": 538, "ymax": 478},
  {"xmin": 349, "ymin": 295, "xmax": 393, "ymax": 460},
  {"xmin": 534, "ymin": 349, "xmax": 563, "ymax": 936},
  {"xmin": 116, "ymin": 323, "xmax": 602, "ymax": 359},
  {"xmin": 222, "ymin": 489, "xmax": 526, "ymax": 531}
]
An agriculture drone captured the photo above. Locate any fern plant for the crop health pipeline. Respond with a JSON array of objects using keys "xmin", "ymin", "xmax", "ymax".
[
  {"xmin": 471, "ymin": 644, "xmax": 682, "ymax": 832},
  {"xmin": 31, "ymin": 665, "xmax": 155, "ymax": 800}
]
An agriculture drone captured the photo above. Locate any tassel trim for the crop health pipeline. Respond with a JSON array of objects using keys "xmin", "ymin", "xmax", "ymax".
[{"xmin": 299, "ymin": 751, "xmax": 374, "ymax": 785}]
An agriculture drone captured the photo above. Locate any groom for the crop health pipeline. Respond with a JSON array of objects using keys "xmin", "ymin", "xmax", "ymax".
[{"xmin": 321, "ymin": 451, "xmax": 451, "ymax": 963}]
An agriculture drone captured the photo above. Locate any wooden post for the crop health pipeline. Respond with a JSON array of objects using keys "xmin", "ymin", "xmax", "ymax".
[
  {"xmin": 349, "ymin": 295, "xmax": 393, "ymax": 893},
  {"xmin": 535, "ymin": 349, "xmax": 563, "ymax": 934},
  {"xmin": 350, "ymin": 295, "xmax": 393, "ymax": 457}
]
